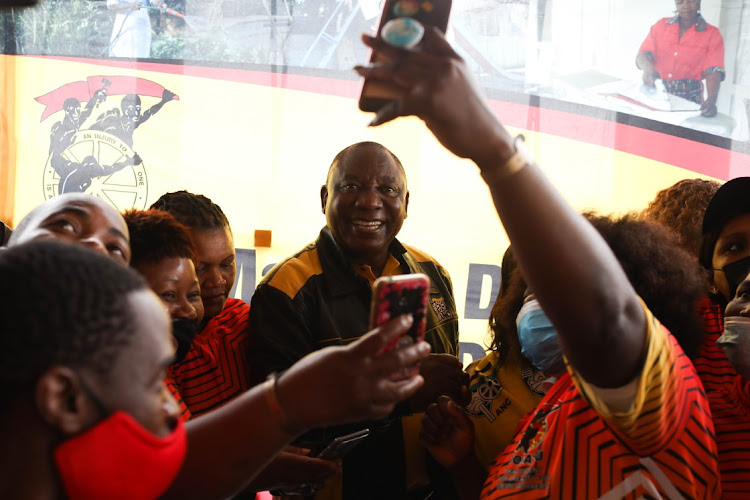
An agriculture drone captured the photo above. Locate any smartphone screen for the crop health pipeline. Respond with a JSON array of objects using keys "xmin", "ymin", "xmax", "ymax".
[
  {"xmin": 370, "ymin": 274, "xmax": 430, "ymax": 350},
  {"xmin": 359, "ymin": 0, "xmax": 453, "ymax": 112}
]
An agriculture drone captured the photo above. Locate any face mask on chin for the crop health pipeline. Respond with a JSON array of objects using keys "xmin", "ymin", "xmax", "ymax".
[
  {"xmin": 54, "ymin": 383, "xmax": 186, "ymax": 500},
  {"xmin": 717, "ymin": 316, "xmax": 750, "ymax": 380},
  {"xmin": 172, "ymin": 317, "xmax": 200, "ymax": 364},
  {"xmin": 516, "ymin": 299, "xmax": 566, "ymax": 374}
]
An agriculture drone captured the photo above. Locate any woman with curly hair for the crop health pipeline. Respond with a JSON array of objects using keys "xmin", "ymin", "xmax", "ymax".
[{"xmin": 642, "ymin": 178, "xmax": 721, "ymax": 259}]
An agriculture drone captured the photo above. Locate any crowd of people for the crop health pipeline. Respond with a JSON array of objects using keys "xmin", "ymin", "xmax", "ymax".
[{"xmin": 1, "ymin": 6, "xmax": 749, "ymax": 500}]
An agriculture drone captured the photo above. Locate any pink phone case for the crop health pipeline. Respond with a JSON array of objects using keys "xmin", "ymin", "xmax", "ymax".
[{"xmin": 370, "ymin": 273, "xmax": 430, "ymax": 350}]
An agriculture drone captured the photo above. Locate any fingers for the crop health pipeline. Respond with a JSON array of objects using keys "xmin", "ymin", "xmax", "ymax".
[
  {"xmin": 421, "ymin": 396, "xmax": 462, "ymax": 443},
  {"xmin": 700, "ymin": 102, "xmax": 717, "ymax": 117},
  {"xmin": 350, "ymin": 314, "xmax": 413, "ymax": 356},
  {"xmin": 367, "ymin": 374, "xmax": 425, "ymax": 418},
  {"xmin": 283, "ymin": 445, "xmax": 312, "ymax": 456},
  {"xmin": 420, "ymin": 26, "xmax": 459, "ymax": 56},
  {"xmin": 456, "ymin": 384, "xmax": 472, "ymax": 408},
  {"xmin": 361, "ymin": 33, "xmax": 413, "ymax": 60}
]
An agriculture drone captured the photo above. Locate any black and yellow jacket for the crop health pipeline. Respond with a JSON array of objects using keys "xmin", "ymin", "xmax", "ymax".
[{"xmin": 247, "ymin": 226, "xmax": 459, "ymax": 499}]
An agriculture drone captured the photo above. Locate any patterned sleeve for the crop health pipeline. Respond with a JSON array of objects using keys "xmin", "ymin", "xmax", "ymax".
[
  {"xmin": 703, "ymin": 27, "xmax": 725, "ymax": 81},
  {"xmin": 165, "ymin": 374, "xmax": 192, "ymax": 421},
  {"xmin": 569, "ymin": 300, "xmax": 689, "ymax": 455}
]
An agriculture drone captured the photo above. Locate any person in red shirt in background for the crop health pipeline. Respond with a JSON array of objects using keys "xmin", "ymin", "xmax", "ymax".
[
  {"xmin": 125, "ymin": 208, "xmax": 202, "ymax": 420},
  {"xmin": 149, "ymin": 191, "xmax": 253, "ymax": 418},
  {"xmin": 636, "ymin": 0, "xmax": 725, "ymax": 116},
  {"xmin": 710, "ymin": 274, "xmax": 750, "ymax": 498}
]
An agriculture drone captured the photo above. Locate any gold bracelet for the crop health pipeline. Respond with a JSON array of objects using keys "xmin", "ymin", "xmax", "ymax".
[
  {"xmin": 264, "ymin": 372, "xmax": 302, "ymax": 436},
  {"xmin": 480, "ymin": 134, "xmax": 531, "ymax": 184}
]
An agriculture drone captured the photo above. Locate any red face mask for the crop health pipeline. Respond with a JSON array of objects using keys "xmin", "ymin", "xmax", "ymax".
[{"xmin": 54, "ymin": 411, "xmax": 186, "ymax": 500}]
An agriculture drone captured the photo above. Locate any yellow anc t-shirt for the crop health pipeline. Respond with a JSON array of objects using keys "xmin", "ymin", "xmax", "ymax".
[
  {"xmin": 481, "ymin": 301, "xmax": 722, "ymax": 499},
  {"xmin": 465, "ymin": 350, "xmax": 555, "ymax": 468}
]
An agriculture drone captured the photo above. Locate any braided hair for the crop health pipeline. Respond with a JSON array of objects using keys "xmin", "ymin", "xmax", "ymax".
[
  {"xmin": 150, "ymin": 190, "xmax": 230, "ymax": 232},
  {"xmin": 0, "ymin": 240, "xmax": 147, "ymax": 402},
  {"xmin": 124, "ymin": 209, "xmax": 195, "ymax": 271}
]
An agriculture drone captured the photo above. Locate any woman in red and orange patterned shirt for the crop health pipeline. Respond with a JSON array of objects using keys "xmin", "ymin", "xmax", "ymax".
[{"xmin": 357, "ymin": 27, "xmax": 722, "ymax": 499}]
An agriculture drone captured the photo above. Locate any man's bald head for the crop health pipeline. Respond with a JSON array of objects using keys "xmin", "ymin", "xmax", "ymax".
[{"xmin": 326, "ymin": 142, "xmax": 406, "ymax": 188}]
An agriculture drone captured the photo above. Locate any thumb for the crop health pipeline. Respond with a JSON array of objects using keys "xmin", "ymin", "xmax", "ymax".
[{"xmin": 421, "ymin": 26, "xmax": 457, "ymax": 57}]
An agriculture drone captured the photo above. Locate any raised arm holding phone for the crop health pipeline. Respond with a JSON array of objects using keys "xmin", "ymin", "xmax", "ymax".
[{"xmin": 355, "ymin": 28, "xmax": 722, "ymax": 498}]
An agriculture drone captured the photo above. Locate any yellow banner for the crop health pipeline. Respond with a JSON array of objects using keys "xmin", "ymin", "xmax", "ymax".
[{"xmin": 4, "ymin": 54, "xmax": 717, "ymax": 360}]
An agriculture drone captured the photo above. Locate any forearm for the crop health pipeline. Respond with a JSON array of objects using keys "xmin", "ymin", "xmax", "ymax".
[
  {"xmin": 705, "ymin": 72, "xmax": 721, "ymax": 104},
  {"xmin": 635, "ymin": 51, "xmax": 654, "ymax": 71},
  {"xmin": 355, "ymin": 30, "xmax": 646, "ymax": 387},
  {"xmin": 475, "ymin": 140, "xmax": 644, "ymax": 387},
  {"xmin": 163, "ymin": 383, "xmax": 297, "ymax": 500}
]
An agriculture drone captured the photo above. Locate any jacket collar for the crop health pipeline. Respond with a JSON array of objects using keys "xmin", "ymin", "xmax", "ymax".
[
  {"xmin": 316, "ymin": 226, "xmax": 408, "ymax": 297},
  {"xmin": 667, "ymin": 13, "xmax": 707, "ymax": 31}
]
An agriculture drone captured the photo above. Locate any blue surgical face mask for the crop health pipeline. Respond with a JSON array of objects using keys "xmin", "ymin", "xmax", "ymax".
[
  {"xmin": 717, "ymin": 316, "xmax": 750, "ymax": 380},
  {"xmin": 516, "ymin": 299, "xmax": 565, "ymax": 373}
]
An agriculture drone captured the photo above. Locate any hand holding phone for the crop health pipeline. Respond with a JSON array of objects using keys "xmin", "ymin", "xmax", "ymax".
[
  {"xmin": 358, "ymin": 0, "xmax": 453, "ymax": 112},
  {"xmin": 316, "ymin": 429, "xmax": 370, "ymax": 460},
  {"xmin": 370, "ymin": 274, "xmax": 430, "ymax": 351}
]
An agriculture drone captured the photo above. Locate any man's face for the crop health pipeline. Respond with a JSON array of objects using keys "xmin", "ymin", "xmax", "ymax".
[
  {"xmin": 64, "ymin": 102, "xmax": 81, "ymax": 125},
  {"xmin": 9, "ymin": 194, "xmax": 131, "ymax": 264},
  {"xmin": 191, "ymin": 227, "xmax": 236, "ymax": 320},
  {"xmin": 138, "ymin": 257, "xmax": 205, "ymax": 325},
  {"xmin": 321, "ymin": 144, "xmax": 409, "ymax": 269},
  {"xmin": 84, "ymin": 290, "xmax": 179, "ymax": 437},
  {"xmin": 123, "ymin": 98, "xmax": 142, "ymax": 124},
  {"xmin": 712, "ymin": 213, "xmax": 750, "ymax": 301},
  {"xmin": 725, "ymin": 271, "xmax": 750, "ymax": 318}
]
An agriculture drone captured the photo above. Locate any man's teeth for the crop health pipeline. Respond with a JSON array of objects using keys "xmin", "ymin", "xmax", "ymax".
[{"xmin": 353, "ymin": 220, "xmax": 382, "ymax": 228}]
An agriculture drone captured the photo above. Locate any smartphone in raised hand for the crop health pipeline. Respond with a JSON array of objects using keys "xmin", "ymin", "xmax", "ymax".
[
  {"xmin": 358, "ymin": 0, "xmax": 453, "ymax": 113},
  {"xmin": 316, "ymin": 429, "xmax": 371, "ymax": 460},
  {"xmin": 370, "ymin": 273, "xmax": 430, "ymax": 351}
]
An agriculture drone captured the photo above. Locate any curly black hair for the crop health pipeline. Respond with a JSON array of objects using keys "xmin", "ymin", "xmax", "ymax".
[
  {"xmin": 641, "ymin": 178, "xmax": 720, "ymax": 259},
  {"xmin": 150, "ymin": 190, "xmax": 230, "ymax": 232},
  {"xmin": 124, "ymin": 209, "xmax": 195, "ymax": 271},
  {"xmin": 0, "ymin": 240, "xmax": 147, "ymax": 401},
  {"xmin": 489, "ymin": 213, "xmax": 707, "ymax": 360}
]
